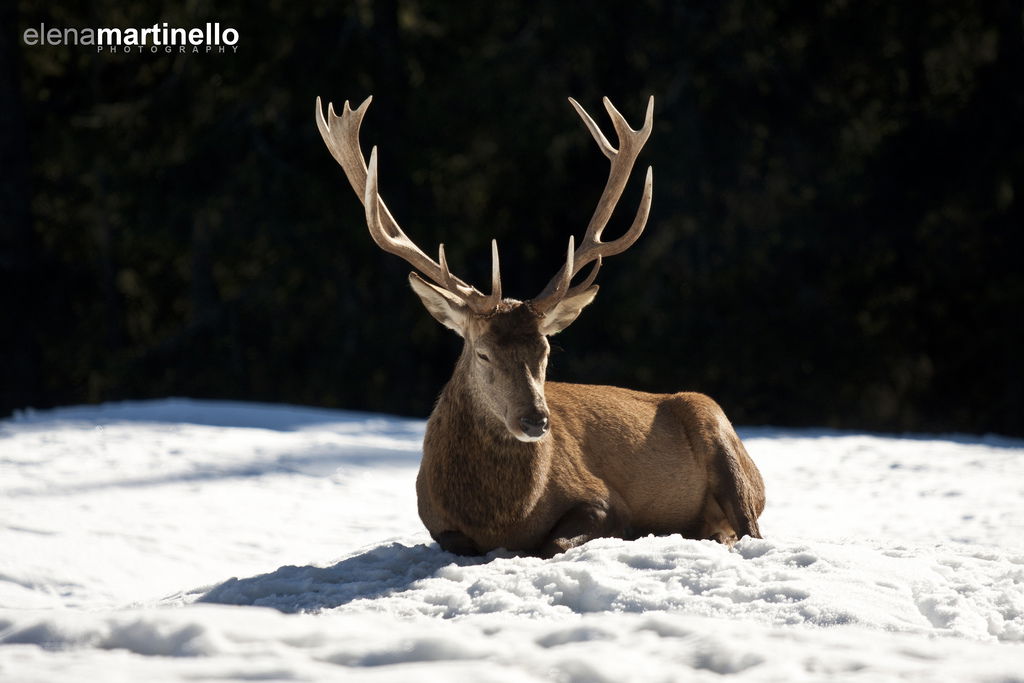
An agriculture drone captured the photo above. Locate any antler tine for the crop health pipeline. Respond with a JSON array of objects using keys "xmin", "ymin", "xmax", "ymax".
[
  {"xmin": 568, "ymin": 97, "xmax": 615, "ymax": 159},
  {"xmin": 440, "ymin": 239, "xmax": 502, "ymax": 311},
  {"xmin": 532, "ymin": 96, "xmax": 655, "ymax": 312},
  {"xmin": 437, "ymin": 244, "xmax": 462, "ymax": 292},
  {"xmin": 549, "ymin": 236, "xmax": 576, "ymax": 304},
  {"xmin": 484, "ymin": 239, "xmax": 503, "ymax": 310},
  {"xmin": 316, "ymin": 95, "xmax": 503, "ymax": 314}
]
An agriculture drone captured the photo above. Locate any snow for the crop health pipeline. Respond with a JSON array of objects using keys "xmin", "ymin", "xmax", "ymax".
[{"xmin": 1, "ymin": 399, "xmax": 1022, "ymax": 681}]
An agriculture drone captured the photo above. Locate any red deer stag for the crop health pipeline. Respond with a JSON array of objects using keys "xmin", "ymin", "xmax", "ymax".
[{"xmin": 315, "ymin": 94, "xmax": 765, "ymax": 558}]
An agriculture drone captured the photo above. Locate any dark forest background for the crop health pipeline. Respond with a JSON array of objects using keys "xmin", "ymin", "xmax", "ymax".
[{"xmin": 2, "ymin": 1, "xmax": 1022, "ymax": 435}]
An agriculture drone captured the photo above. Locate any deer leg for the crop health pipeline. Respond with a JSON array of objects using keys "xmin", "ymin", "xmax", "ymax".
[
  {"xmin": 434, "ymin": 530, "xmax": 482, "ymax": 556},
  {"xmin": 537, "ymin": 501, "xmax": 627, "ymax": 559},
  {"xmin": 698, "ymin": 493, "xmax": 739, "ymax": 547}
]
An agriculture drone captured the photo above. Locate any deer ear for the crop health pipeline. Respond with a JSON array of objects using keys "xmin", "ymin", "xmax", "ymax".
[
  {"xmin": 408, "ymin": 272, "xmax": 469, "ymax": 336},
  {"xmin": 539, "ymin": 286, "xmax": 599, "ymax": 336}
]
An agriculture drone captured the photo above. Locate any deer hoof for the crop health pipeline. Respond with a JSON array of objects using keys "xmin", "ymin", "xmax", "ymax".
[{"xmin": 435, "ymin": 530, "xmax": 482, "ymax": 556}]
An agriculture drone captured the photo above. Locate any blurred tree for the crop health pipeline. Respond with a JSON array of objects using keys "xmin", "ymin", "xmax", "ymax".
[
  {"xmin": 4, "ymin": 0, "xmax": 1021, "ymax": 435},
  {"xmin": 1, "ymin": 1, "xmax": 40, "ymax": 413}
]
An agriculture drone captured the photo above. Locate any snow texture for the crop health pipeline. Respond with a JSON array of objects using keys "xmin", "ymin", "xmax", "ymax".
[{"xmin": 1, "ymin": 398, "xmax": 1022, "ymax": 681}]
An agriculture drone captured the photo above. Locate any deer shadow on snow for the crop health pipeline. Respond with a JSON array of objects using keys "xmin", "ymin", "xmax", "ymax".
[{"xmin": 198, "ymin": 541, "xmax": 498, "ymax": 614}]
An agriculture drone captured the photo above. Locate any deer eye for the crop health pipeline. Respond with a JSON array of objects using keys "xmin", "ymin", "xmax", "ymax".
[{"xmin": 476, "ymin": 352, "xmax": 491, "ymax": 363}]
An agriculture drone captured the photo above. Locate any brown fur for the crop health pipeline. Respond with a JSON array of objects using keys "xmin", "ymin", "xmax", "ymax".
[{"xmin": 415, "ymin": 302, "xmax": 765, "ymax": 557}]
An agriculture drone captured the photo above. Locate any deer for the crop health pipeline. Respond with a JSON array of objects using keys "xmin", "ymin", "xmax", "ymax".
[{"xmin": 315, "ymin": 93, "xmax": 765, "ymax": 558}]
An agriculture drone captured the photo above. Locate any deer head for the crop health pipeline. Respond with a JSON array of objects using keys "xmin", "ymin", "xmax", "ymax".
[{"xmin": 315, "ymin": 95, "xmax": 653, "ymax": 441}]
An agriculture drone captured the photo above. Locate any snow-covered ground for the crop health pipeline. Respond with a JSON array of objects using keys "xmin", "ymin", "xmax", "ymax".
[{"xmin": 1, "ymin": 399, "xmax": 1022, "ymax": 682}]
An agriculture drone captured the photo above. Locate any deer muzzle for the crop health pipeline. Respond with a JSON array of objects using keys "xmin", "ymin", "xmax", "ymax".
[{"xmin": 518, "ymin": 411, "xmax": 550, "ymax": 440}]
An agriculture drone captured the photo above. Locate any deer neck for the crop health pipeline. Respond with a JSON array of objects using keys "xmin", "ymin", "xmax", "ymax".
[{"xmin": 424, "ymin": 353, "xmax": 551, "ymax": 530}]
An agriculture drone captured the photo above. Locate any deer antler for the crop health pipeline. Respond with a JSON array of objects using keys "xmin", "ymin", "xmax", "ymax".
[
  {"xmin": 315, "ymin": 95, "xmax": 502, "ymax": 314},
  {"xmin": 530, "ymin": 96, "xmax": 654, "ymax": 314}
]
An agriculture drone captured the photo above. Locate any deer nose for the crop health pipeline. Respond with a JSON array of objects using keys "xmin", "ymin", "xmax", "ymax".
[{"xmin": 519, "ymin": 412, "xmax": 549, "ymax": 438}]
